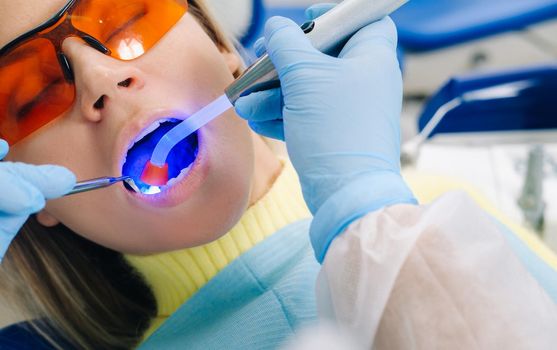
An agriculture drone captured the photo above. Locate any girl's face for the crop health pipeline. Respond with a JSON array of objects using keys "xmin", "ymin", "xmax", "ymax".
[{"xmin": 0, "ymin": 0, "xmax": 264, "ymax": 254}]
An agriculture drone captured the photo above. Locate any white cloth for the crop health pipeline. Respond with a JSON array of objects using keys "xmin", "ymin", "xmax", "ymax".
[{"xmin": 316, "ymin": 191, "xmax": 557, "ymax": 349}]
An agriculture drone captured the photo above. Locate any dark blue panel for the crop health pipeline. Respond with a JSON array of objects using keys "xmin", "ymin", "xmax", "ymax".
[
  {"xmin": 0, "ymin": 322, "xmax": 74, "ymax": 350},
  {"xmin": 392, "ymin": 0, "xmax": 557, "ymax": 51},
  {"xmin": 240, "ymin": 0, "xmax": 267, "ymax": 47},
  {"xmin": 1, "ymin": 322, "xmax": 53, "ymax": 349},
  {"xmin": 418, "ymin": 65, "xmax": 557, "ymax": 136}
]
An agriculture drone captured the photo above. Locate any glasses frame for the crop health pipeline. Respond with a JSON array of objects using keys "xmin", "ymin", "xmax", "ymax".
[
  {"xmin": 0, "ymin": 0, "xmax": 188, "ymax": 145},
  {"xmin": 0, "ymin": 0, "xmax": 111, "ymax": 82}
]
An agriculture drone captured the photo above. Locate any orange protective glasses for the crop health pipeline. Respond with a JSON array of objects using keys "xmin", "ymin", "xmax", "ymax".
[{"xmin": 0, "ymin": 0, "xmax": 187, "ymax": 145}]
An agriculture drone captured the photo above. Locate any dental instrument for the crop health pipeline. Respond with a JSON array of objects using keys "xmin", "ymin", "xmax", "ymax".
[
  {"xmin": 65, "ymin": 176, "xmax": 136, "ymax": 196},
  {"xmin": 140, "ymin": 0, "xmax": 410, "ymax": 186}
]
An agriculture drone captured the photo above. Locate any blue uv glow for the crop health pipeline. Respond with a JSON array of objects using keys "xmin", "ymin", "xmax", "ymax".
[{"xmin": 122, "ymin": 120, "xmax": 198, "ymax": 194}]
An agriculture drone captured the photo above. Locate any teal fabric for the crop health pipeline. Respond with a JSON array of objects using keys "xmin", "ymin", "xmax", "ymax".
[
  {"xmin": 137, "ymin": 212, "xmax": 557, "ymax": 350},
  {"xmin": 139, "ymin": 219, "xmax": 319, "ymax": 350}
]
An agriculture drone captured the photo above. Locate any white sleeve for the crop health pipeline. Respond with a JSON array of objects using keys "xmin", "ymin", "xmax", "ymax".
[{"xmin": 316, "ymin": 191, "xmax": 557, "ymax": 350}]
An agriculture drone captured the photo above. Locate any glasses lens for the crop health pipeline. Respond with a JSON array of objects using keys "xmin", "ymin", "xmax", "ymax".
[
  {"xmin": 72, "ymin": 0, "xmax": 187, "ymax": 60},
  {"xmin": 0, "ymin": 39, "xmax": 75, "ymax": 145}
]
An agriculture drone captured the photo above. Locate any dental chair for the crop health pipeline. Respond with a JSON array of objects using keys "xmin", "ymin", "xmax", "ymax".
[
  {"xmin": 0, "ymin": 321, "xmax": 74, "ymax": 350},
  {"xmin": 393, "ymin": 0, "xmax": 557, "ymax": 51},
  {"xmin": 392, "ymin": 0, "xmax": 557, "ymax": 94},
  {"xmin": 236, "ymin": 0, "xmax": 557, "ymax": 93},
  {"xmin": 415, "ymin": 64, "xmax": 557, "ymax": 136},
  {"xmin": 238, "ymin": 0, "xmax": 557, "ymax": 51}
]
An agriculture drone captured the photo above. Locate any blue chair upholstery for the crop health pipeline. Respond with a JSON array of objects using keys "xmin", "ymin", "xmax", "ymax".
[
  {"xmin": 251, "ymin": 1, "xmax": 557, "ymax": 53},
  {"xmin": 417, "ymin": 64, "xmax": 557, "ymax": 137},
  {"xmin": 240, "ymin": 0, "xmax": 266, "ymax": 47},
  {"xmin": 0, "ymin": 321, "xmax": 74, "ymax": 349},
  {"xmin": 391, "ymin": 0, "xmax": 557, "ymax": 51}
]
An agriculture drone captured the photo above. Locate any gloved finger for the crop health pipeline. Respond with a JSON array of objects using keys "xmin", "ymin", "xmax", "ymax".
[
  {"xmin": 235, "ymin": 88, "xmax": 283, "ymax": 123},
  {"xmin": 0, "ymin": 214, "xmax": 30, "ymax": 241},
  {"xmin": 339, "ymin": 16, "xmax": 398, "ymax": 60},
  {"xmin": 4, "ymin": 163, "xmax": 76, "ymax": 200},
  {"xmin": 253, "ymin": 37, "xmax": 266, "ymax": 58},
  {"xmin": 0, "ymin": 215, "xmax": 28, "ymax": 262},
  {"xmin": 248, "ymin": 120, "xmax": 285, "ymax": 141},
  {"xmin": 305, "ymin": 3, "xmax": 336, "ymax": 21},
  {"xmin": 264, "ymin": 16, "xmax": 322, "ymax": 75},
  {"xmin": 0, "ymin": 140, "xmax": 8, "ymax": 159},
  {"xmin": 0, "ymin": 170, "xmax": 45, "ymax": 213}
]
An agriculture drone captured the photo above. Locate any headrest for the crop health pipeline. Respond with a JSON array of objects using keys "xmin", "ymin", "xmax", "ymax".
[{"xmin": 206, "ymin": 0, "xmax": 256, "ymax": 44}]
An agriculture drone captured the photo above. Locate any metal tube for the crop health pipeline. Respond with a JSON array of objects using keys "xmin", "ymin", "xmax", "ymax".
[{"xmin": 66, "ymin": 176, "xmax": 130, "ymax": 196}]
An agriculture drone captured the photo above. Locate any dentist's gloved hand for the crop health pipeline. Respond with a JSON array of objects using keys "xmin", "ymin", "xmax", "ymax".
[
  {"xmin": 235, "ymin": 6, "xmax": 417, "ymax": 262},
  {"xmin": 0, "ymin": 140, "xmax": 75, "ymax": 263}
]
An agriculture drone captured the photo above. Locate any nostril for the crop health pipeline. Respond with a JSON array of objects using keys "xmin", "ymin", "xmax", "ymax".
[
  {"xmin": 93, "ymin": 95, "xmax": 106, "ymax": 110},
  {"xmin": 118, "ymin": 78, "xmax": 133, "ymax": 88}
]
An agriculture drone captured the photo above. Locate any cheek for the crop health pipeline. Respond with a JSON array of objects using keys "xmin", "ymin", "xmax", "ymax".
[
  {"xmin": 148, "ymin": 15, "xmax": 237, "ymax": 103},
  {"xmin": 6, "ymin": 117, "xmax": 102, "ymax": 176}
]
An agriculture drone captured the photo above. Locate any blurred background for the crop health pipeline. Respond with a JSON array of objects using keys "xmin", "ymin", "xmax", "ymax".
[{"xmin": 3, "ymin": 0, "xmax": 557, "ymax": 328}]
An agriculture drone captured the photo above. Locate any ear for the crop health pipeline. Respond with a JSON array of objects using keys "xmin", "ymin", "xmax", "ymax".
[
  {"xmin": 219, "ymin": 47, "xmax": 241, "ymax": 74},
  {"xmin": 36, "ymin": 210, "xmax": 61, "ymax": 227}
]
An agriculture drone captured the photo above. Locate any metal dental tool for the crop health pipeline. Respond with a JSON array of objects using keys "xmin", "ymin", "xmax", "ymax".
[
  {"xmin": 65, "ymin": 176, "xmax": 136, "ymax": 196},
  {"xmin": 141, "ymin": 0, "xmax": 410, "ymax": 185}
]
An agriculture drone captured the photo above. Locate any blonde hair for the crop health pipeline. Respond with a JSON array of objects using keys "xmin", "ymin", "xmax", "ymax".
[{"xmin": 0, "ymin": 1, "xmax": 241, "ymax": 349}]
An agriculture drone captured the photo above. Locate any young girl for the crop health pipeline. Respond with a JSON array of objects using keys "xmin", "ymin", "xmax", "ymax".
[{"xmin": 0, "ymin": 0, "xmax": 317, "ymax": 348}]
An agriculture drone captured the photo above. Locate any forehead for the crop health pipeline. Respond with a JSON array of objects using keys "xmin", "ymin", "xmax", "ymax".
[{"xmin": 0, "ymin": 0, "xmax": 68, "ymax": 47}]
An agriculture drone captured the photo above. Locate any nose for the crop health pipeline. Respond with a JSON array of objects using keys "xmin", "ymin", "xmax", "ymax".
[{"xmin": 62, "ymin": 38, "xmax": 146, "ymax": 122}]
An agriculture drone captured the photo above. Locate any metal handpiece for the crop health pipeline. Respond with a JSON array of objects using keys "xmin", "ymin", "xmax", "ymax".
[
  {"xmin": 225, "ymin": 0, "xmax": 409, "ymax": 104},
  {"xmin": 66, "ymin": 176, "xmax": 132, "ymax": 196}
]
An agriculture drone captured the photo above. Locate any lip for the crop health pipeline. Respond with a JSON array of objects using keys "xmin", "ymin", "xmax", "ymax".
[{"xmin": 114, "ymin": 109, "xmax": 208, "ymax": 208}]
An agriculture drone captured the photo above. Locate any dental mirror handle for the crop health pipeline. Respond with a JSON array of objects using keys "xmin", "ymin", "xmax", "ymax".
[
  {"xmin": 224, "ymin": 0, "xmax": 409, "ymax": 104},
  {"xmin": 65, "ymin": 176, "xmax": 131, "ymax": 196}
]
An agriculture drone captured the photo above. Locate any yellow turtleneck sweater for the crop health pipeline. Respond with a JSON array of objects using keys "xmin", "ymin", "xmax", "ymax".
[{"xmin": 125, "ymin": 162, "xmax": 311, "ymax": 339}]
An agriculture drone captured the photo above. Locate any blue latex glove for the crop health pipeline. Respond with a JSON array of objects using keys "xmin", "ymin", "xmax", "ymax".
[
  {"xmin": 235, "ymin": 6, "xmax": 417, "ymax": 262},
  {"xmin": 0, "ymin": 140, "xmax": 76, "ymax": 262}
]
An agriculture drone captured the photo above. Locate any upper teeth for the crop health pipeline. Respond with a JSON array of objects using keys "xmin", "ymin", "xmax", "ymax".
[{"xmin": 127, "ymin": 118, "xmax": 178, "ymax": 151}]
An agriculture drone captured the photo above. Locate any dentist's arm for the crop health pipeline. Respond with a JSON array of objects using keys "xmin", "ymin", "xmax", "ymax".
[
  {"xmin": 236, "ymin": 14, "xmax": 416, "ymax": 262},
  {"xmin": 237, "ymin": 7, "xmax": 557, "ymax": 349},
  {"xmin": 0, "ymin": 139, "xmax": 75, "ymax": 262}
]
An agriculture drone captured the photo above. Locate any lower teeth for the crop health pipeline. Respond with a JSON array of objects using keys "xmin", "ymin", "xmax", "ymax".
[{"xmin": 161, "ymin": 163, "xmax": 193, "ymax": 190}]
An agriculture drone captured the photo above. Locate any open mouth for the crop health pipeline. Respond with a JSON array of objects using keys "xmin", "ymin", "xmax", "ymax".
[{"xmin": 122, "ymin": 118, "xmax": 199, "ymax": 195}]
